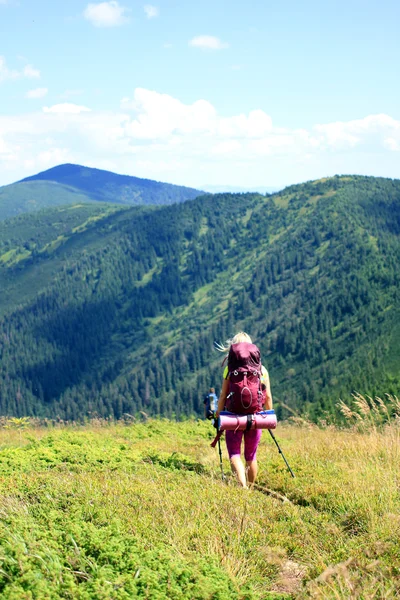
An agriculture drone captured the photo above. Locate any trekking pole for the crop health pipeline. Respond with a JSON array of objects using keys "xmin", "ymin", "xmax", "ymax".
[
  {"xmin": 268, "ymin": 430, "xmax": 295, "ymax": 478},
  {"xmin": 210, "ymin": 411, "xmax": 225, "ymax": 481},
  {"xmin": 217, "ymin": 436, "xmax": 225, "ymax": 481}
]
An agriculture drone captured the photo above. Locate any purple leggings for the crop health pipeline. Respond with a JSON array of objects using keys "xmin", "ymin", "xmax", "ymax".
[{"xmin": 225, "ymin": 428, "xmax": 262, "ymax": 462}]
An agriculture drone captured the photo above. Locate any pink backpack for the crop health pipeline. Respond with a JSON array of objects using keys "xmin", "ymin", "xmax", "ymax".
[{"xmin": 225, "ymin": 342, "xmax": 265, "ymax": 415}]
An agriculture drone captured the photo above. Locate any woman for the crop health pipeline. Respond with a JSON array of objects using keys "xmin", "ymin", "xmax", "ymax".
[{"xmin": 215, "ymin": 332, "xmax": 272, "ymax": 488}]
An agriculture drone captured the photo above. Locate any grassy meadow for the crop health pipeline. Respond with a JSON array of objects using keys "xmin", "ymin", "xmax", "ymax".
[{"xmin": 0, "ymin": 402, "xmax": 399, "ymax": 599}]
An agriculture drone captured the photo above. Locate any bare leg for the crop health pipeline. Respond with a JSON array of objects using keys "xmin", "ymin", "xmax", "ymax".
[
  {"xmin": 246, "ymin": 459, "xmax": 258, "ymax": 486},
  {"xmin": 230, "ymin": 455, "xmax": 247, "ymax": 488}
]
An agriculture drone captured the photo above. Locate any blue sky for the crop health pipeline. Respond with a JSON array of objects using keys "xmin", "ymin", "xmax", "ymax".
[{"xmin": 0, "ymin": 0, "xmax": 399, "ymax": 189}]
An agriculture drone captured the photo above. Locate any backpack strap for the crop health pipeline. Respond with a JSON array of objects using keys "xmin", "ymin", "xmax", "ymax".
[{"xmin": 210, "ymin": 429, "xmax": 224, "ymax": 448}]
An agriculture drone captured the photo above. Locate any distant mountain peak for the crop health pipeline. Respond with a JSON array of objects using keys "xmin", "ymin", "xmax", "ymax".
[
  {"xmin": 19, "ymin": 163, "xmax": 203, "ymax": 190},
  {"xmin": 0, "ymin": 164, "xmax": 204, "ymax": 220},
  {"xmin": 19, "ymin": 163, "xmax": 86, "ymax": 182}
]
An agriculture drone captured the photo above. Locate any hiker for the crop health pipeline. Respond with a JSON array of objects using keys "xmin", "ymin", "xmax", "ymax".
[
  {"xmin": 215, "ymin": 332, "xmax": 272, "ymax": 488},
  {"xmin": 204, "ymin": 387, "xmax": 218, "ymax": 419}
]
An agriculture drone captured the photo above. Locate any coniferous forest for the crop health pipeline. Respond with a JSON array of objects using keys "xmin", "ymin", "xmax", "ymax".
[{"xmin": 0, "ymin": 173, "xmax": 399, "ymax": 421}]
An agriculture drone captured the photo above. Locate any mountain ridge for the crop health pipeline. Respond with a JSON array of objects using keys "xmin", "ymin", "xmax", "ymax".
[
  {"xmin": 0, "ymin": 174, "xmax": 399, "ymax": 420},
  {"xmin": 0, "ymin": 163, "xmax": 204, "ymax": 221}
]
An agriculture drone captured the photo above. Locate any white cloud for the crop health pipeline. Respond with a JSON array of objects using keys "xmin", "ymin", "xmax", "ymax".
[
  {"xmin": 84, "ymin": 1, "xmax": 129, "ymax": 27},
  {"xmin": 189, "ymin": 35, "xmax": 229, "ymax": 50},
  {"xmin": 0, "ymin": 135, "xmax": 11, "ymax": 155},
  {"xmin": 0, "ymin": 56, "xmax": 40, "ymax": 83},
  {"xmin": 59, "ymin": 89, "xmax": 84, "ymax": 100},
  {"xmin": 43, "ymin": 103, "xmax": 91, "ymax": 114},
  {"xmin": 122, "ymin": 89, "xmax": 217, "ymax": 138},
  {"xmin": 384, "ymin": 138, "xmax": 400, "ymax": 152},
  {"xmin": 314, "ymin": 114, "xmax": 400, "ymax": 150},
  {"xmin": 1, "ymin": 88, "xmax": 400, "ymax": 187},
  {"xmin": 0, "ymin": 56, "xmax": 19, "ymax": 82},
  {"xmin": 144, "ymin": 4, "xmax": 159, "ymax": 18},
  {"xmin": 211, "ymin": 140, "xmax": 242, "ymax": 155},
  {"xmin": 23, "ymin": 64, "xmax": 40, "ymax": 78},
  {"xmin": 23, "ymin": 148, "xmax": 73, "ymax": 173},
  {"xmin": 26, "ymin": 87, "xmax": 48, "ymax": 99},
  {"xmin": 248, "ymin": 135, "xmax": 295, "ymax": 156},
  {"xmin": 216, "ymin": 110, "xmax": 273, "ymax": 139}
]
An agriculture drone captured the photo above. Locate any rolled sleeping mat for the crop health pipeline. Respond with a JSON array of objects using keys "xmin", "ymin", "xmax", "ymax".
[{"xmin": 218, "ymin": 410, "xmax": 277, "ymax": 432}]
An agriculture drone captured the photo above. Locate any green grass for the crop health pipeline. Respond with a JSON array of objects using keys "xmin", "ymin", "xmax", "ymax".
[
  {"xmin": 192, "ymin": 282, "xmax": 213, "ymax": 304},
  {"xmin": 0, "ymin": 417, "xmax": 399, "ymax": 598},
  {"xmin": 199, "ymin": 217, "xmax": 209, "ymax": 236},
  {"xmin": 273, "ymin": 195, "xmax": 292, "ymax": 209},
  {"xmin": 242, "ymin": 209, "xmax": 253, "ymax": 225},
  {"xmin": 136, "ymin": 259, "xmax": 163, "ymax": 288},
  {"xmin": 39, "ymin": 234, "xmax": 67, "ymax": 254},
  {"xmin": 0, "ymin": 248, "xmax": 32, "ymax": 266},
  {"xmin": 0, "ymin": 249, "xmax": 18, "ymax": 264}
]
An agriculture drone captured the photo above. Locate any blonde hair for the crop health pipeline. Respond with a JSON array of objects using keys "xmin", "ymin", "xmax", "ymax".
[{"xmin": 215, "ymin": 331, "xmax": 252, "ymax": 354}]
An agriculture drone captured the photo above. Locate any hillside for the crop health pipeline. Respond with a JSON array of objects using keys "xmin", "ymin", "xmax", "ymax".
[
  {"xmin": 0, "ymin": 164, "xmax": 203, "ymax": 220},
  {"xmin": 0, "ymin": 175, "xmax": 399, "ymax": 419}
]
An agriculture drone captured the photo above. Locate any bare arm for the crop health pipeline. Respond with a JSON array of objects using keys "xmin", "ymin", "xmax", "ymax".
[
  {"xmin": 215, "ymin": 378, "xmax": 229, "ymax": 417},
  {"xmin": 264, "ymin": 371, "xmax": 273, "ymax": 410}
]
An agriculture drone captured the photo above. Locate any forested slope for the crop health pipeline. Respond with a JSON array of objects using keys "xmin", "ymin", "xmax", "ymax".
[
  {"xmin": 0, "ymin": 175, "xmax": 399, "ymax": 420},
  {"xmin": 0, "ymin": 163, "xmax": 203, "ymax": 220}
]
